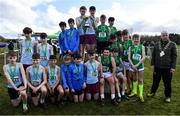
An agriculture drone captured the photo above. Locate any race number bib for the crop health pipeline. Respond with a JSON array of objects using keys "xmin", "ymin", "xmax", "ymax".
[
  {"xmin": 102, "ymin": 66, "xmax": 109, "ymax": 72},
  {"xmin": 99, "ymin": 32, "xmax": 107, "ymax": 38},
  {"xmin": 13, "ymin": 76, "xmax": 19, "ymax": 83},
  {"xmin": 132, "ymin": 54, "xmax": 141, "ymax": 61},
  {"xmin": 123, "ymin": 50, "xmax": 128, "ymax": 56},
  {"xmin": 116, "ymin": 67, "xmax": 123, "ymax": 73},
  {"xmin": 32, "ymin": 80, "xmax": 40, "ymax": 87},
  {"xmin": 91, "ymin": 71, "xmax": 98, "ymax": 77}
]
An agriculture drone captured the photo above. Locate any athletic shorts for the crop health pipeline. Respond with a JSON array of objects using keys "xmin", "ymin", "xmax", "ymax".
[
  {"xmin": 86, "ymin": 82, "xmax": 100, "ymax": 94},
  {"xmin": 129, "ymin": 67, "xmax": 144, "ymax": 72},
  {"xmin": 84, "ymin": 34, "xmax": 96, "ymax": 45},
  {"xmin": 103, "ymin": 72, "xmax": 112, "ymax": 78},
  {"xmin": 123, "ymin": 61, "xmax": 131, "ymax": 71},
  {"xmin": 8, "ymin": 83, "xmax": 24, "ymax": 100},
  {"xmin": 116, "ymin": 71, "xmax": 123, "ymax": 77},
  {"xmin": 80, "ymin": 35, "xmax": 86, "ymax": 44},
  {"xmin": 72, "ymin": 89, "xmax": 84, "ymax": 95}
]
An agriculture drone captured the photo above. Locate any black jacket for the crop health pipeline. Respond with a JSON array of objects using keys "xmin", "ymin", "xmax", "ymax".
[{"xmin": 151, "ymin": 40, "xmax": 177, "ymax": 69}]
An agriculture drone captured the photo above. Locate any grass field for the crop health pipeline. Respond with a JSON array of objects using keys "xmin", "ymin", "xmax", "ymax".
[{"xmin": 0, "ymin": 46, "xmax": 179, "ymax": 115}]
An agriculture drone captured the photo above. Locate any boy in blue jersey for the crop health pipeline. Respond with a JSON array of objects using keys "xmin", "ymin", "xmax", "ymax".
[
  {"xmin": 61, "ymin": 54, "xmax": 72, "ymax": 102},
  {"xmin": 37, "ymin": 33, "xmax": 53, "ymax": 67},
  {"xmin": 19, "ymin": 27, "xmax": 37, "ymax": 71},
  {"xmin": 64, "ymin": 18, "xmax": 80, "ymax": 55},
  {"xmin": 46, "ymin": 55, "xmax": 64, "ymax": 103},
  {"xmin": 3, "ymin": 51, "xmax": 28, "ymax": 113},
  {"xmin": 26, "ymin": 53, "xmax": 47, "ymax": 106},
  {"xmin": 58, "ymin": 21, "xmax": 67, "ymax": 56},
  {"xmin": 68, "ymin": 54, "xmax": 86, "ymax": 103},
  {"xmin": 85, "ymin": 50, "xmax": 101, "ymax": 101}
]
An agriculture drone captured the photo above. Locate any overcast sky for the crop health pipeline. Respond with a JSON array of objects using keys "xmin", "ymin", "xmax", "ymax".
[{"xmin": 1, "ymin": 0, "xmax": 180, "ymax": 35}]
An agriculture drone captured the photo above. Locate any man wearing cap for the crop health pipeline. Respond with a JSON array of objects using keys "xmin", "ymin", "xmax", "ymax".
[{"xmin": 147, "ymin": 31, "xmax": 177, "ymax": 103}]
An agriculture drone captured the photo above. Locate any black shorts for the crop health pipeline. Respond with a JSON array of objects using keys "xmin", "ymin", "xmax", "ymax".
[
  {"xmin": 8, "ymin": 83, "xmax": 24, "ymax": 100},
  {"xmin": 72, "ymin": 89, "xmax": 84, "ymax": 95},
  {"xmin": 23, "ymin": 64, "xmax": 31, "ymax": 71}
]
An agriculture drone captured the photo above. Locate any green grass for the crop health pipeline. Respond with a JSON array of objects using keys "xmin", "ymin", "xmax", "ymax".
[{"xmin": 0, "ymin": 46, "xmax": 179, "ymax": 115}]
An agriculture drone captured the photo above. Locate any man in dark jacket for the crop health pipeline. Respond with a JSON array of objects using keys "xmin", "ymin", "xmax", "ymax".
[{"xmin": 147, "ymin": 31, "xmax": 177, "ymax": 103}]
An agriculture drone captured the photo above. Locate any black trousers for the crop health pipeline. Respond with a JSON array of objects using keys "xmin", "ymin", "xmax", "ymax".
[{"xmin": 150, "ymin": 67, "xmax": 172, "ymax": 97}]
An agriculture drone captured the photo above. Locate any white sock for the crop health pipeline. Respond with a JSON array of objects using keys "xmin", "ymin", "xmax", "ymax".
[
  {"xmin": 118, "ymin": 93, "xmax": 121, "ymax": 98},
  {"xmin": 121, "ymin": 91, "xmax": 125, "ymax": 96},
  {"xmin": 111, "ymin": 94, "xmax": 115, "ymax": 99},
  {"xmin": 100, "ymin": 94, "xmax": 105, "ymax": 99}
]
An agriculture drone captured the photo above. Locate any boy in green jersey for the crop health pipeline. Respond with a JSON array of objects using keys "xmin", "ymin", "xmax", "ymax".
[
  {"xmin": 96, "ymin": 14, "xmax": 110, "ymax": 54},
  {"xmin": 108, "ymin": 17, "xmax": 117, "ymax": 36},
  {"xmin": 121, "ymin": 29, "xmax": 133, "ymax": 94},
  {"xmin": 128, "ymin": 34, "xmax": 146, "ymax": 102}
]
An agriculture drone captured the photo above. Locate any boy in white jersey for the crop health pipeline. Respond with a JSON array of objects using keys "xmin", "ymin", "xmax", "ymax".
[
  {"xmin": 85, "ymin": 50, "xmax": 101, "ymax": 101},
  {"xmin": 26, "ymin": 53, "xmax": 47, "ymax": 106},
  {"xmin": 38, "ymin": 33, "xmax": 53, "ymax": 67},
  {"xmin": 3, "ymin": 51, "xmax": 28, "ymax": 113},
  {"xmin": 19, "ymin": 27, "xmax": 37, "ymax": 71},
  {"xmin": 46, "ymin": 55, "xmax": 64, "ymax": 103}
]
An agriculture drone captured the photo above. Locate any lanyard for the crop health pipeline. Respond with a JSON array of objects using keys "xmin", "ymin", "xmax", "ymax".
[
  {"xmin": 8, "ymin": 64, "xmax": 16, "ymax": 80},
  {"xmin": 50, "ymin": 65, "xmax": 56, "ymax": 80},
  {"xmin": 42, "ymin": 44, "xmax": 47, "ymax": 57},
  {"xmin": 159, "ymin": 41, "xmax": 170, "ymax": 51},
  {"xmin": 69, "ymin": 29, "xmax": 74, "ymax": 39},
  {"xmin": 25, "ymin": 39, "xmax": 31, "ymax": 52},
  {"xmin": 133, "ymin": 44, "xmax": 140, "ymax": 54},
  {"xmin": 32, "ymin": 66, "xmax": 39, "ymax": 80},
  {"xmin": 101, "ymin": 25, "xmax": 106, "ymax": 32},
  {"xmin": 74, "ymin": 64, "xmax": 81, "ymax": 80},
  {"xmin": 90, "ymin": 61, "xmax": 96, "ymax": 73}
]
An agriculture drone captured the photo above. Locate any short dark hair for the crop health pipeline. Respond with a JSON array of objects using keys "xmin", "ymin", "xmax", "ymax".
[
  {"xmin": 109, "ymin": 34, "xmax": 116, "ymax": 40},
  {"xmin": 80, "ymin": 6, "xmax": 87, "ymax": 10},
  {"xmin": 108, "ymin": 17, "xmax": 115, "ymax": 22},
  {"xmin": 68, "ymin": 18, "xmax": 74, "ymax": 24},
  {"xmin": 49, "ymin": 55, "xmax": 57, "ymax": 60},
  {"xmin": 40, "ymin": 33, "xmax": 47, "ymax": 39},
  {"xmin": 23, "ymin": 27, "xmax": 32, "ymax": 34},
  {"xmin": 103, "ymin": 47, "xmax": 110, "ymax": 51},
  {"xmin": 32, "ymin": 53, "xmax": 40, "ymax": 59},
  {"xmin": 116, "ymin": 30, "xmax": 122, "ymax": 37},
  {"xmin": 100, "ymin": 14, "xmax": 106, "ymax": 19},
  {"xmin": 88, "ymin": 50, "xmax": 95, "ymax": 55},
  {"xmin": 7, "ymin": 51, "xmax": 17, "ymax": 57},
  {"xmin": 59, "ymin": 21, "xmax": 66, "ymax": 27},
  {"xmin": 132, "ymin": 34, "xmax": 140, "ymax": 39},
  {"xmin": 73, "ymin": 53, "xmax": 82, "ymax": 59},
  {"xmin": 63, "ymin": 54, "xmax": 72, "ymax": 61},
  {"xmin": 89, "ymin": 6, "xmax": 96, "ymax": 11},
  {"xmin": 122, "ymin": 29, "xmax": 129, "ymax": 35}
]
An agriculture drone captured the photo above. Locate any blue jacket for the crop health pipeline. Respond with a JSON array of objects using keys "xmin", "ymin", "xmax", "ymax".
[
  {"xmin": 61, "ymin": 63, "xmax": 71, "ymax": 89},
  {"xmin": 64, "ymin": 28, "xmax": 80, "ymax": 53},
  {"xmin": 68, "ymin": 63, "xmax": 85, "ymax": 90},
  {"xmin": 58, "ymin": 31, "xmax": 66, "ymax": 55}
]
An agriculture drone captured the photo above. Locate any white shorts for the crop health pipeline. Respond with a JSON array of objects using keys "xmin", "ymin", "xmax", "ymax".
[
  {"xmin": 123, "ymin": 61, "xmax": 131, "ymax": 70},
  {"xmin": 103, "ymin": 72, "xmax": 112, "ymax": 78},
  {"xmin": 129, "ymin": 67, "xmax": 144, "ymax": 72},
  {"xmin": 116, "ymin": 72, "xmax": 123, "ymax": 77}
]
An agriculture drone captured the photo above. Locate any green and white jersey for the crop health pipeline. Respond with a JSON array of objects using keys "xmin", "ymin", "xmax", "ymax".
[
  {"xmin": 108, "ymin": 26, "xmax": 117, "ymax": 36},
  {"xmin": 97, "ymin": 24, "xmax": 109, "ymax": 42},
  {"xmin": 122, "ymin": 39, "xmax": 133, "ymax": 62},
  {"xmin": 101, "ymin": 55, "xmax": 112, "ymax": 72},
  {"xmin": 130, "ymin": 44, "xmax": 144, "ymax": 69}
]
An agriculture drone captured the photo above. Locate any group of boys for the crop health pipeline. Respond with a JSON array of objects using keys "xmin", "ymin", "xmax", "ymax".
[{"xmin": 3, "ymin": 6, "xmax": 147, "ymax": 113}]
